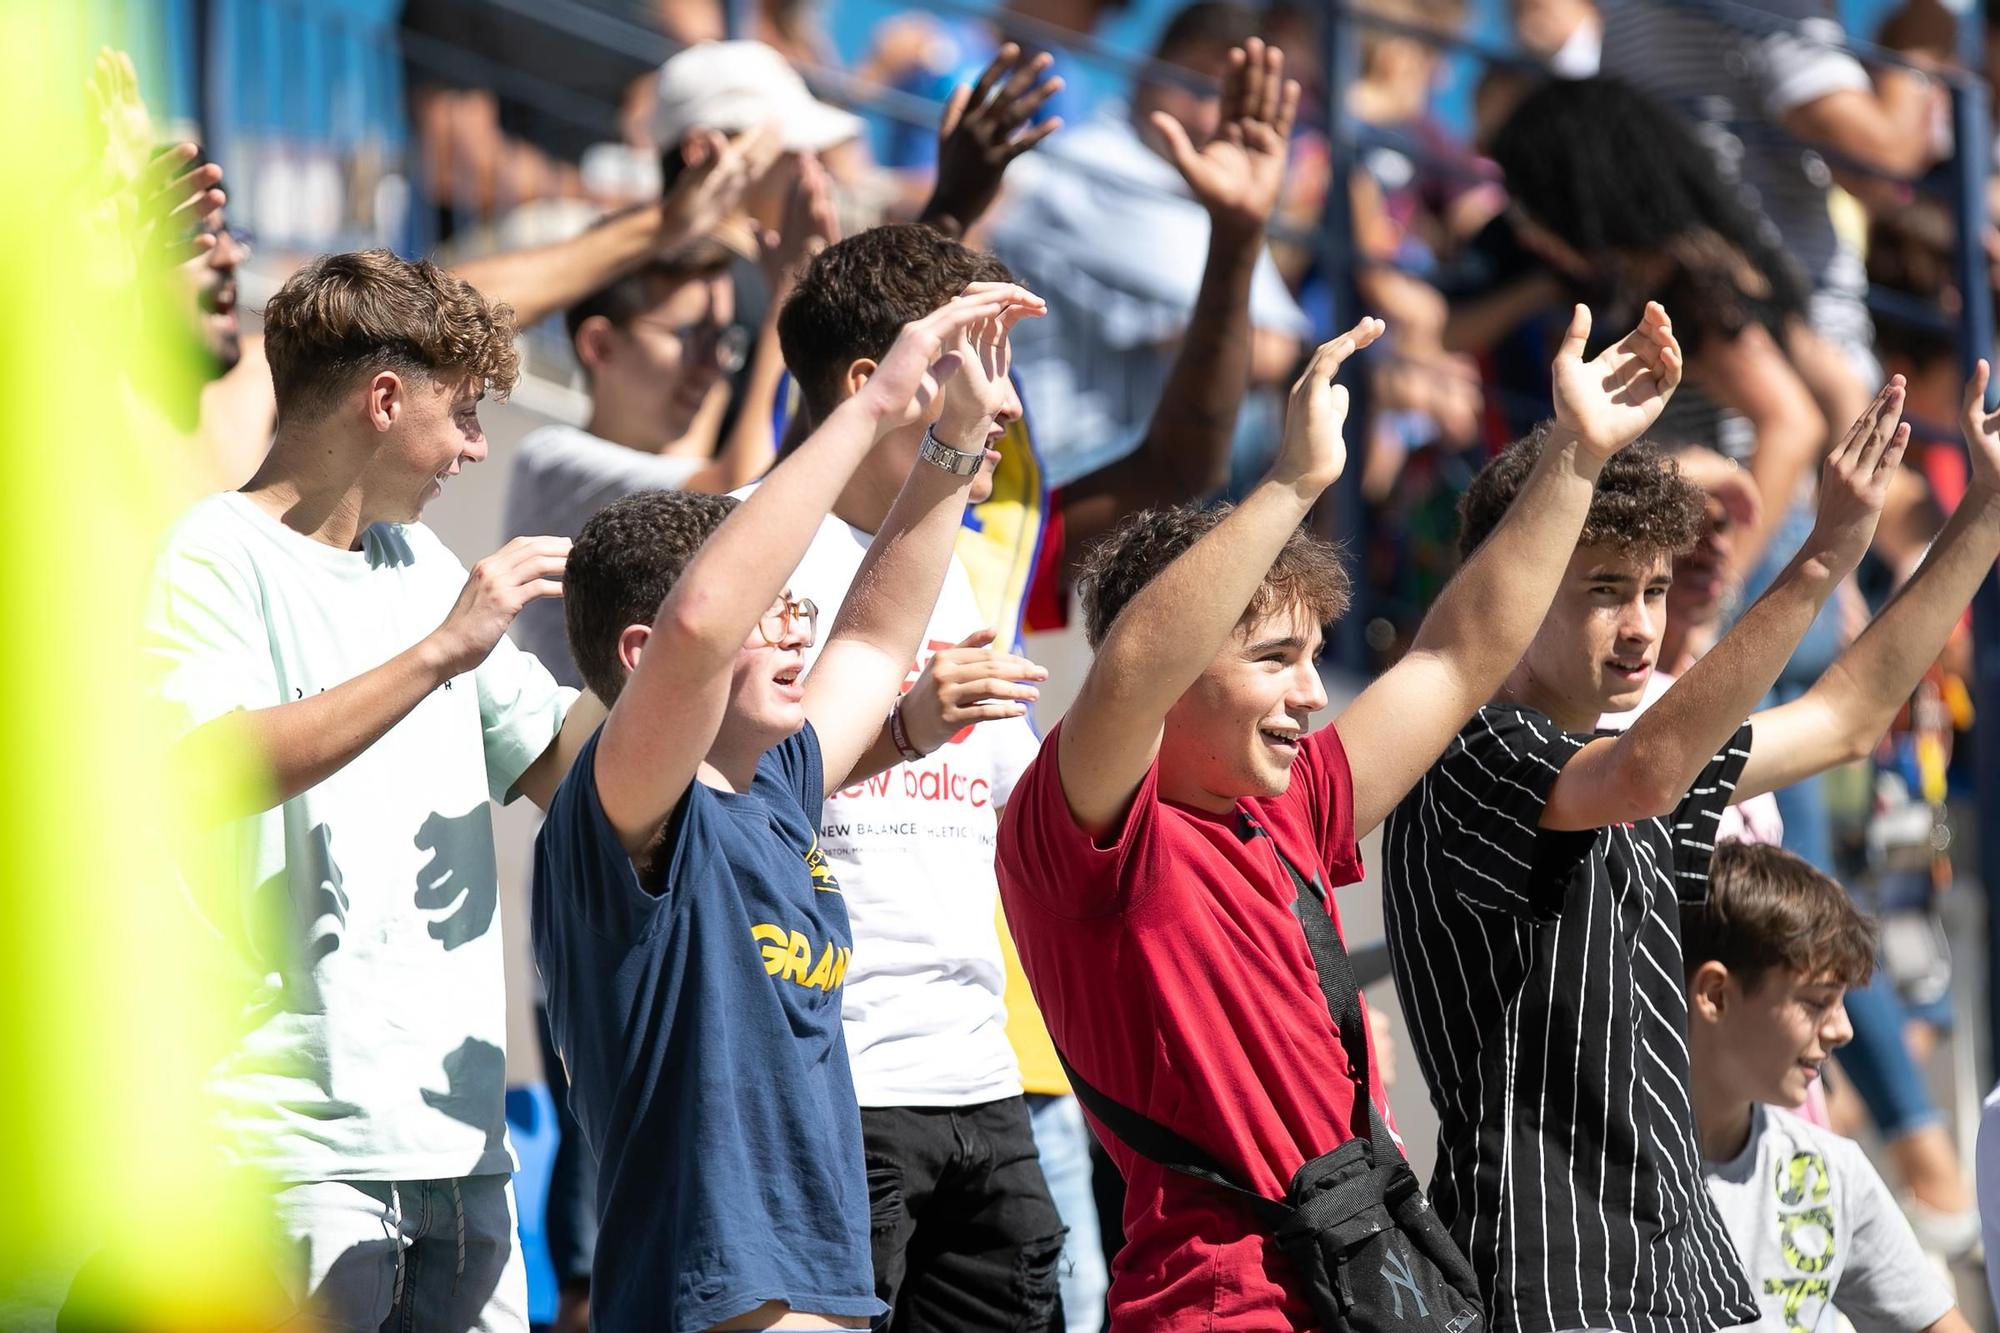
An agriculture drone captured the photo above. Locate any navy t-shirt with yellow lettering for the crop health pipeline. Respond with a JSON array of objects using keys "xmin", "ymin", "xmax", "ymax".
[{"xmin": 532, "ymin": 722, "xmax": 883, "ymax": 1331}]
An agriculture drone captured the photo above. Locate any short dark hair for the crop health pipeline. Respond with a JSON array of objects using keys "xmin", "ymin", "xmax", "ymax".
[
  {"xmin": 1078, "ymin": 504, "xmax": 1352, "ymax": 649},
  {"xmin": 565, "ymin": 490, "xmax": 740, "ymax": 704},
  {"xmin": 1153, "ymin": 1, "xmax": 1263, "ymax": 63},
  {"xmin": 1457, "ymin": 423, "xmax": 1705, "ymax": 561},
  {"xmin": 1682, "ymin": 841, "xmax": 1877, "ymax": 990},
  {"xmin": 262, "ymin": 249, "xmax": 519, "ymax": 425},
  {"xmin": 563, "ymin": 234, "xmax": 735, "ymax": 350},
  {"xmin": 777, "ymin": 224, "xmax": 1012, "ymax": 425}
]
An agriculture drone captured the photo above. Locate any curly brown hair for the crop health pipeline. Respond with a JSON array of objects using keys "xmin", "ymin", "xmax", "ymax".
[
  {"xmin": 1457, "ymin": 424, "xmax": 1705, "ymax": 562},
  {"xmin": 1078, "ymin": 504, "xmax": 1352, "ymax": 650},
  {"xmin": 565, "ymin": 489, "xmax": 740, "ymax": 705},
  {"xmin": 1683, "ymin": 841, "xmax": 1877, "ymax": 989},
  {"xmin": 262, "ymin": 249, "xmax": 520, "ymax": 425}
]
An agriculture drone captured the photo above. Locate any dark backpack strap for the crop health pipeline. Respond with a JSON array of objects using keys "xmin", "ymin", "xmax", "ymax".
[
  {"xmin": 1238, "ymin": 813, "xmax": 1394, "ymax": 1149},
  {"xmin": 1053, "ymin": 1048, "xmax": 1291, "ymax": 1228}
]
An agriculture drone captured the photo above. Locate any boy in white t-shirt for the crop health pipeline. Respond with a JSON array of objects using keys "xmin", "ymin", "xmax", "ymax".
[
  {"xmin": 1685, "ymin": 841, "xmax": 1969, "ymax": 1333},
  {"xmin": 144, "ymin": 250, "xmax": 594, "ymax": 1332}
]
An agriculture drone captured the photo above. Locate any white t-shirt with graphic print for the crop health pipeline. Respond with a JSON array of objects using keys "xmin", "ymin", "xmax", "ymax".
[{"xmin": 144, "ymin": 492, "xmax": 575, "ymax": 1182}]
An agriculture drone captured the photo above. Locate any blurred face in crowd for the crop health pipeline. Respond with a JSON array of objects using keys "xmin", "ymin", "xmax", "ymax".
[
  {"xmin": 1511, "ymin": 0, "xmax": 1595, "ymax": 59},
  {"xmin": 362, "ymin": 369, "xmax": 487, "ymax": 522},
  {"xmin": 1137, "ymin": 38, "xmax": 1234, "ymax": 156},
  {"xmin": 1159, "ymin": 601, "xmax": 1329, "ymax": 809},
  {"xmin": 1689, "ymin": 962, "xmax": 1853, "ymax": 1112},
  {"xmin": 580, "ymin": 270, "xmax": 739, "ymax": 444},
  {"xmin": 1668, "ymin": 491, "xmax": 1737, "ymax": 633},
  {"xmin": 1515, "ymin": 542, "xmax": 1671, "ymax": 728},
  {"xmin": 192, "ymin": 208, "xmax": 248, "ymax": 373}
]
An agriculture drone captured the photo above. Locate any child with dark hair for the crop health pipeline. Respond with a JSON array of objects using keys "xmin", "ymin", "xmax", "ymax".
[
  {"xmin": 1686, "ymin": 842, "xmax": 1969, "ymax": 1333},
  {"xmin": 1384, "ymin": 363, "xmax": 2000, "ymax": 1333},
  {"xmin": 997, "ymin": 298, "xmax": 1684, "ymax": 1330},
  {"xmin": 531, "ymin": 282, "xmax": 1044, "ymax": 1332}
]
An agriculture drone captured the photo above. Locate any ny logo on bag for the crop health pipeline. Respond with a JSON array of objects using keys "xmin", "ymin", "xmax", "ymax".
[{"xmin": 1381, "ymin": 1245, "xmax": 1429, "ymax": 1321}]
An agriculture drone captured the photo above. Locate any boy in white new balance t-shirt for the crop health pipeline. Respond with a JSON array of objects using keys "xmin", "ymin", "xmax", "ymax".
[{"xmin": 144, "ymin": 251, "xmax": 591, "ymax": 1332}]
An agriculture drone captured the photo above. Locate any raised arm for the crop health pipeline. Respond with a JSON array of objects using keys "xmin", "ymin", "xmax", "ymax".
[
  {"xmin": 454, "ymin": 125, "xmax": 780, "ymax": 328},
  {"xmin": 1058, "ymin": 38, "xmax": 1301, "ymax": 564},
  {"xmin": 917, "ymin": 43, "xmax": 1063, "ymax": 239},
  {"xmin": 1737, "ymin": 363, "xmax": 2000, "ymax": 801},
  {"xmin": 1057, "ymin": 318, "xmax": 1382, "ymax": 838},
  {"xmin": 592, "ymin": 286, "xmax": 1040, "ymax": 856},
  {"xmin": 184, "ymin": 535, "xmax": 570, "ymax": 815},
  {"xmin": 1540, "ymin": 379, "xmax": 1908, "ymax": 831},
  {"xmin": 804, "ymin": 301, "xmax": 1045, "ymax": 792},
  {"xmin": 1337, "ymin": 303, "xmax": 1683, "ymax": 835}
]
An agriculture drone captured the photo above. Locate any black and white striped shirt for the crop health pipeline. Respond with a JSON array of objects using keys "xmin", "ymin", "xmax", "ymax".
[{"xmin": 1382, "ymin": 706, "xmax": 1760, "ymax": 1333}]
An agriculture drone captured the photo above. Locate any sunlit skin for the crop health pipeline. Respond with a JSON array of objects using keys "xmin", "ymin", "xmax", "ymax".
[
  {"xmin": 1158, "ymin": 602, "xmax": 1330, "ymax": 811},
  {"xmin": 362, "ymin": 372, "xmax": 487, "ymax": 524},
  {"xmin": 616, "ymin": 592, "xmax": 813, "ymax": 793},
  {"xmin": 1502, "ymin": 542, "xmax": 1673, "ymax": 733},
  {"xmin": 1689, "ymin": 962, "xmax": 1853, "ymax": 1160}
]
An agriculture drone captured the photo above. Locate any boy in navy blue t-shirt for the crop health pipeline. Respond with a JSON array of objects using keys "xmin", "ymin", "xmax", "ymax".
[{"xmin": 531, "ymin": 280, "xmax": 1043, "ymax": 1332}]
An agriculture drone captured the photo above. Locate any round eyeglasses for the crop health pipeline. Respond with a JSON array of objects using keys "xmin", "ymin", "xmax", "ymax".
[{"xmin": 757, "ymin": 594, "xmax": 818, "ymax": 647}]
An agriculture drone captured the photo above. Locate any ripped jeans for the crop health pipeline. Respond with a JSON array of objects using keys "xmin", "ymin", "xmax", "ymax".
[
  {"xmin": 270, "ymin": 1174, "xmax": 528, "ymax": 1332},
  {"xmin": 864, "ymin": 1098, "xmax": 1067, "ymax": 1331}
]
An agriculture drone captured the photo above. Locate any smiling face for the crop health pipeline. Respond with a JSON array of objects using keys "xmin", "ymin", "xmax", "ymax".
[
  {"xmin": 1159, "ymin": 602, "xmax": 1330, "ymax": 810},
  {"xmin": 1692, "ymin": 963, "xmax": 1854, "ymax": 1111},
  {"xmin": 1514, "ymin": 541, "xmax": 1672, "ymax": 728},
  {"xmin": 362, "ymin": 369, "xmax": 487, "ymax": 523}
]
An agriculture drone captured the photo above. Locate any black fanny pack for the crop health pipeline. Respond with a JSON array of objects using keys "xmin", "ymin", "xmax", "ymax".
[{"xmin": 1057, "ymin": 814, "xmax": 1484, "ymax": 1333}]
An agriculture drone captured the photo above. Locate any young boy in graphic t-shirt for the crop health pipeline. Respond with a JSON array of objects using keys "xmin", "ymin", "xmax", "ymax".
[
  {"xmin": 1384, "ymin": 364, "xmax": 2000, "ymax": 1333},
  {"xmin": 531, "ymin": 283, "xmax": 1042, "ymax": 1332},
  {"xmin": 997, "ymin": 299, "xmax": 1686, "ymax": 1330},
  {"xmin": 1685, "ymin": 841, "xmax": 1967, "ymax": 1333}
]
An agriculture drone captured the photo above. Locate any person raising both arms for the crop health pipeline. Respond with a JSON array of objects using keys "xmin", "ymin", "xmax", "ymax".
[{"xmin": 996, "ymin": 297, "xmax": 1683, "ymax": 1331}]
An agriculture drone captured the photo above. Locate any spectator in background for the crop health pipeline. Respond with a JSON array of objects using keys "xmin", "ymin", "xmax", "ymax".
[
  {"xmin": 1600, "ymin": 0, "xmax": 1943, "ymax": 432},
  {"xmin": 984, "ymin": 1, "xmax": 1311, "ymax": 489}
]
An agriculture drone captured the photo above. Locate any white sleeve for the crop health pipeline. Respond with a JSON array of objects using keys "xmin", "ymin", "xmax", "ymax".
[
  {"xmin": 474, "ymin": 622, "xmax": 579, "ymax": 804},
  {"xmin": 1249, "ymin": 246, "xmax": 1312, "ymax": 338},
  {"xmin": 141, "ymin": 537, "xmax": 278, "ymax": 735},
  {"xmin": 988, "ymin": 714, "xmax": 1045, "ymax": 811},
  {"xmin": 1754, "ymin": 15, "xmax": 1871, "ymax": 120},
  {"xmin": 1833, "ymin": 1135, "xmax": 1956, "ymax": 1332}
]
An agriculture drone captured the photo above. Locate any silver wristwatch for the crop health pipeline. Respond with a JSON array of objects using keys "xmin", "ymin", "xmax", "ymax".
[{"xmin": 918, "ymin": 425, "xmax": 986, "ymax": 476}]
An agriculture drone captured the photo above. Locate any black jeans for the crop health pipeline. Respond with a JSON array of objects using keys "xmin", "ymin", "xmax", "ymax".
[{"xmin": 864, "ymin": 1097, "xmax": 1067, "ymax": 1331}]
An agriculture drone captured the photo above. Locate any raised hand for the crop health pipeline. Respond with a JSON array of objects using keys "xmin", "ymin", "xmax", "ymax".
[
  {"xmin": 922, "ymin": 43, "xmax": 1064, "ymax": 237},
  {"xmin": 1550, "ymin": 302, "xmax": 1683, "ymax": 460},
  {"xmin": 758, "ymin": 152, "xmax": 840, "ymax": 292},
  {"xmin": 1272, "ymin": 317, "xmax": 1385, "ymax": 493},
  {"xmin": 857, "ymin": 283, "xmax": 1045, "ymax": 434},
  {"xmin": 427, "ymin": 536, "xmax": 571, "ymax": 677},
  {"xmin": 659, "ymin": 123, "xmax": 784, "ymax": 252},
  {"xmin": 1807, "ymin": 376, "xmax": 1910, "ymax": 579},
  {"xmin": 1960, "ymin": 359, "xmax": 2000, "ymax": 497},
  {"xmin": 896, "ymin": 628, "xmax": 1048, "ymax": 753},
  {"xmin": 1151, "ymin": 37, "xmax": 1301, "ymax": 236}
]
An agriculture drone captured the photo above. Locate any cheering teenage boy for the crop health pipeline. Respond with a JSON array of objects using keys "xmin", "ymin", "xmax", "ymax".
[
  {"xmin": 532, "ymin": 282, "xmax": 1042, "ymax": 1332},
  {"xmin": 1385, "ymin": 364, "xmax": 2000, "ymax": 1333},
  {"xmin": 995, "ymin": 300, "xmax": 1682, "ymax": 1330}
]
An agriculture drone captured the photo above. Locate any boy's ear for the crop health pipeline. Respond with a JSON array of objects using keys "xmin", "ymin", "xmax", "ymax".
[
  {"xmin": 1687, "ymin": 960, "xmax": 1732, "ymax": 1024},
  {"xmin": 842, "ymin": 357, "xmax": 878, "ymax": 402},
  {"xmin": 617, "ymin": 622, "xmax": 652, "ymax": 677},
  {"xmin": 575, "ymin": 315, "xmax": 618, "ymax": 376}
]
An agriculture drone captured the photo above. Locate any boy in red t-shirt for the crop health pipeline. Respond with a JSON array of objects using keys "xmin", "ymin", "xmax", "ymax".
[{"xmin": 995, "ymin": 301, "xmax": 1683, "ymax": 1330}]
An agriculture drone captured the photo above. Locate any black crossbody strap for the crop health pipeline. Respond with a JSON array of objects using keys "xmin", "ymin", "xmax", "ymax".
[
  {"xmin": 1053, "ymin": 1048, "xmax": 1290, "ymax": 1227},
  {"xmin": 1239, "ymin": 813, "xmax": 1392, "ymax": 1149}
]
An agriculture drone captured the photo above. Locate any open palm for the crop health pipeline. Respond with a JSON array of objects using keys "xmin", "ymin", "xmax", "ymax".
[
  {"xmin": 1152, "ymin": 37, "xmax": 1299, "ymax": 234},
  {"xmin": 1551, "ymin": 302, "xmax": 1683, "ymax": 460},
  {"xmin": 1961, "ymin": 360, "xmax": 2000, "ymax": 493}
]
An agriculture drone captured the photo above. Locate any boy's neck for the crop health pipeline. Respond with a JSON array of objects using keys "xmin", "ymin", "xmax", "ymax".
[
  {"xmin": 585, "ymin": 398, "xmax": 676, "ymax": 456},
  {"xmin": 242, "ymin": 430, "xmax": 376, "ymax": 551},
  {"xmin": 1495, "ymin": 663, "xmax": 1600, "ymax": 735},
  {"xmin": 1692, "ymin": 1074, "xmax": 1757, "ymax": 1164}
]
